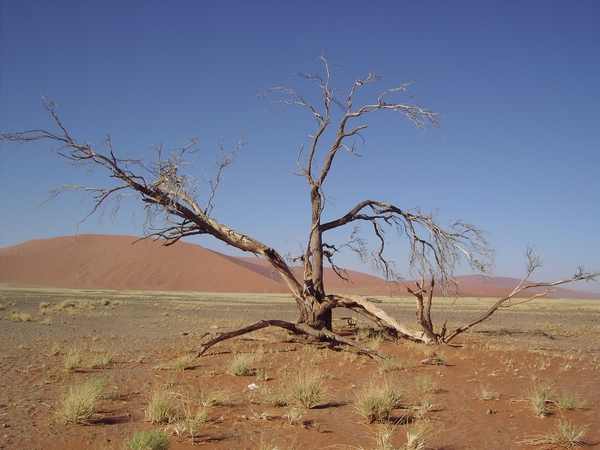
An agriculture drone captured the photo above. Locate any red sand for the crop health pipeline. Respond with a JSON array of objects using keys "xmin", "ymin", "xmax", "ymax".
[{"xmin": 1, "ymin": 234, "xmax": 597, "ymax": 298}]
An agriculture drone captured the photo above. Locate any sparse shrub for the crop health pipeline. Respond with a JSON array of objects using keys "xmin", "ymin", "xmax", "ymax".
[
  {"xmin": 403, "ymin": 420, "xmax": 435, "ymax": 450},
  {"xmin": 122, "ymin": 430, "xmax": 171, "ymax": 450},
  {"xmin": 40, "ymin": 317, "xmax": 53, "ymax": 325},
  {"xmin": 10, "ymin": 310, "xmax": 31, "ymax": 322},
  {"xmin": 355, "ymin": 327, "xmax": 374, "ymax": 341},
  {"xmin": 525, "ymin": 382, "xmax": 552, "ymax": 418},
  {"xmin": 51, "ymin": 342, "xmax": 61, "ymax": 356},
  {"xmin": 288, "ymin": 370, "xmax": 325, "ymax": 409},
  {"xmin": 199, "ymin": 386, "xmax": 232, "ymax": 407},
  {"xmin": 411, "ymin": 395, "xmax": 434, "ymax": 420},
  {"xmin": 228, "ymin": 353, "xmax": 255, "ymax": 376},
  {"xmin": 172, "ymin": 354, "xmax": 195, "ymax": 372},
  {"xmin": 87, "ymin": 348, "xmax": 115, "ymax": 368},
  {"xmin": 373, "ymin": 423, "xmax": 397, "ymax": 450},
  {"xmin": 476, "ymin": 384, "xmax": 498, "ymax": 401},
  {"xmin": 380, "ymin": 357, "xmax": 402, "ymax": 373},
  {"xmin": 256, "ymin": 368, "xmax": 270, "ymax": 380},
  {"xmin": 355, "ymin": 378, "xmax": 404, "ymax": 423},
  {"xmin": 520, "ymin": 419, "xmax": 590, "ymax": 449},
  {"xmin": 145, "ymin": 389, "xmax": 180, "ymax": 424},
  {"xmin": 58, "ymin": 377, "xmax": 107, "ymax": 424},
  {"xmin": 283, "ymin": 407, "xmax": 304, "ymax": 425},
  {"xmin": 261, "ymin": 386, "xmax": 288, "ymax": 407},
  {"xmin": 556, "ymin": 391, "xmax": 586, "ymax": 411},
  {"xmin": 414, "ymin": 375, "xmax": 437, "ymax": 394},
  {"xmin": 167, "ymin": 404, "xmax": 209, "ymax": 441},
  {"xmin": 255, "ymin": 434, "xmax": 284, "ymax": 450},
  {"xmin": 64, "ymin": 347, "xmax": 83, "ymax": 371}
]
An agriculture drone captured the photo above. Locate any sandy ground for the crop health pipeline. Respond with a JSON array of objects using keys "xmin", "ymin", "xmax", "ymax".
[{"xmin": 1, "ymin": 285, "xmax": 599, "ymax": 449}]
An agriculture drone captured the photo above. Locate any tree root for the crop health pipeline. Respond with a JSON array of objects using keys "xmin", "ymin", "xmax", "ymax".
[{"xmin": 196, "ymin": 319, "xmax": 385, "ymax": 362}]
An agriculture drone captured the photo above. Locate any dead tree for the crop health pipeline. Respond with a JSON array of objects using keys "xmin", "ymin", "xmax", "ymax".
[
  {"xmin": 3, "ymin": 57, "xmax": 496, "ymax": 358},
  {"xmin": 407, "ymin": 246, "xmax": 599, "ymax": 344}
]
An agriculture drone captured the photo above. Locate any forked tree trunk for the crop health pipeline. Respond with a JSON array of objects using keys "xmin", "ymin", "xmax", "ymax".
[{"xmin": 296, "ymin": 294, "xmax": 333, "ymax": 331}]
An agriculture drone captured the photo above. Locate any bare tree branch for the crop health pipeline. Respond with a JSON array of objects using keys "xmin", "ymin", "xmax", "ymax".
[{"xmin": 404, "ymin": 246, "xmax": 599, "ymax": 344}]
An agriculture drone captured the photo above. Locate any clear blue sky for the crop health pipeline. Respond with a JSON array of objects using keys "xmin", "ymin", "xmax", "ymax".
[{"xmin": 1, "ymin": 1, "xmax": 599, "ymax": 293}]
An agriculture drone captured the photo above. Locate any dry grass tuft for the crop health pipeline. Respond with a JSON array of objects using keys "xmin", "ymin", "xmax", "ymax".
[
  {"xmin": 64, "ymin": 347, "xmax": 83, "ymax": 372},
  {"xmin": 10, "ymin": 310, "xmax": 31, "ymax": 322},
  {"xmin": 525, "ymin": 382, "xmax": 552, "ymax": 418},
  {"xmin": 354, "ymin": 377, "xmax": 404, "ymax": 423},
  {"xmin": 403, "ymin": 419, "xmax": 436, "ymax": 450},
  {"xmin": 228, "ymin": 353, "xmax": 255, "ymax": 376},
  {"xmin": 520, "ymin": 419, "xmax": 592, "ymax": 448},
  {"xmin": 287, "ymin": 369, "xmax": 326, "ymax": 409},
  {"xmin": 58, "ymin": 377, "xmax": 107, "ymax": 424},
  {"xmin": 122, "ymin": 430, "xmax": 171, "ymax": 450},
  {"xmin": 144, "ymin": 389, "xmax": 180, "ymax": 424}
]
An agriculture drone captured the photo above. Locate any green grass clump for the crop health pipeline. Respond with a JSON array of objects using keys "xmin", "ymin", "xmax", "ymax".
[
  {"xmin": 58, "ymin": 377, "xmax": 107, "ymax": 424},
  {"xmin": 122, "ymin": 430, "xmax": 171, "ymax": 450}
]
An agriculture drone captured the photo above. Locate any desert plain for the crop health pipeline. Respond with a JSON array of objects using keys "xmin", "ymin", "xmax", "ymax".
[{"xmin": 1, "ymin": 286, "xmax": 600, "ymax": 450}]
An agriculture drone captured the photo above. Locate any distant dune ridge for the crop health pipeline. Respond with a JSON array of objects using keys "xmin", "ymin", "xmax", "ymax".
[{"xmin": 0, "ymin": 234, "xmax": 598, "ymax": 299}]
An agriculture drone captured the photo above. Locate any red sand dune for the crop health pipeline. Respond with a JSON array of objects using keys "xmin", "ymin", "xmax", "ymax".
[{"xmin": 0, "ymin": 234, "xmax": 598, "ymax": 299}]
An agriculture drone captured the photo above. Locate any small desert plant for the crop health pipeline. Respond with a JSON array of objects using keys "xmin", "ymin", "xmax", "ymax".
[
  {"xmin": 520, "ymin": 419, "xmax": 591, "ymax": 449},
  {"xmin": 199, "ymin": 386, "xmax": 232, "ymax": 407},
  {"xmin": 64, "ymin": 347, "xmax": 83, "ymax": 371},
  {"xmin": 355, "ymin": 327, "xmax": 374, "ymax": 341},
  {"xmin": 87, "ymin": 348, "xmax": 115, "ymax": 368},
  {"xmin": 282, "ymin": 407, "xmax": 304, "ymax": 425},
  {"xmin": 168, "ymin": 404, "xmax": 208, "ymax": 441},
  {"xmin": 525, "ymin": 382, "xmax": 552, "ymax": 418},
  {"xmin": 380, "ymin": 357, "xmax": 402, "ymax": 373},
  {"xmin": 122, "ymin": 430, "xmax": 171, "ymax": 450},
  {"xmin": 50, "ymin": 342, "xmax": 61, "ymax": 356},
  {"xmin": 403, "ymin": 420, "xmax": 435, "ymax": 450},
  {"xmin": 373, "ymin": 423, "xmax": 398, "ymax": 450},
  {"xmin": 165, "ymin": 372, "xmax": 176, "ymax": 388},
  {"xmin": 256, "ymin": 368, "xmax": 270, "ymax": 380},
  {"xmin": 228, "ymin": 353, "xmax": 255, "ymax": 376},
  {"xmin": 58, "ymin": 377, "xmax": 107, "ymax": 424},
  {"xmin": 411, "ymin": 395, "xmax": 435, "ymax": 420},
  {"xmin": 414, "ymin": 375, "xmax": 437, "ymax": 394},
  {"xmin": 255, "ymin": 434, "xmax": 285, "ymax": 450},
  {"xmin": 10, "ymin": 310, "xmax": 31, "ymax": 322},
  {"xmin": 145, "ymin": 389, "xmax": 180, "ymax": 424},
  {"xmin": 288, "ymin": 370, "xmax": 325, "ymax": 409},
  {"xmin": 172, "ymin": 354, "xmax": 195, "ymax": 372},
  {"xmin": 555, "ymin": 391, "xmax": 586, "ymax": 411},
  {"xmin": 476, "ymin": 384, "xmax": 498, "ymax": 401},
  {"xmin": 261, "ymin": 386, "xmax": 288, "ymax": 407},
  {"xmin": 40, "ymin": 317, "xmax": 53, "ymax": 325},
  {"xmin": 355, "ymin": 378, "xmax": 404, "ymax": 423}
]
